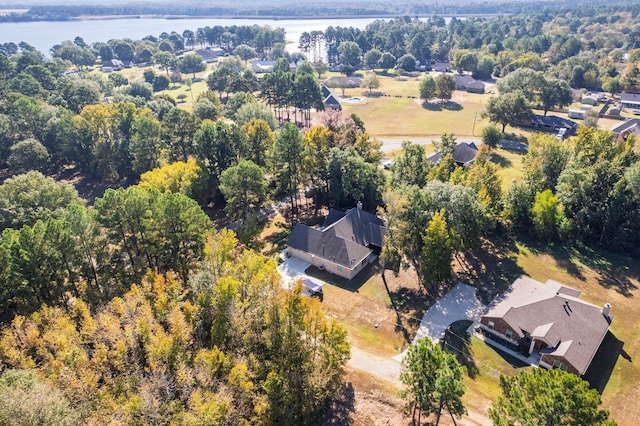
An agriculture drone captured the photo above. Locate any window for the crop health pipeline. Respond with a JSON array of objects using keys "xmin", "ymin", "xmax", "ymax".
[
  {"xmin": 488, "ymin": 321, "xmax": 495, "ymax": 329},
  {"xmin": 552, "ymin": 360, "xmax": 567, "ymax": 371},
  {"xmin": 505, "ymin": 329, "xmax": 512, "ymax": 338}
]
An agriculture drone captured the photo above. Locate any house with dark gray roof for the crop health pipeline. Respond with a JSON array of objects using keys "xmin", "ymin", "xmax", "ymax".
[
  {"xmin": 611, "ymin": 118, "xmax": 640, "ymax": 141},
  {"xmin": 193, "ymin": 48, "xmax": 220, "ymax": 63},
  {"xmin": 464, "ymin": 80, "xmax": 485, "ymax": 94},
  {"xmin": 427, "ymin": 141, "xmax": 479, "ymax": 168},
  {"xmin": 516, "ymin": 114, "xmax": 578, "ymax": 135},
  {"xmin": 321, "ymin": 84, "xmax": 341, "ymax": 110},
  {"xmin": 432, "ymin": 62, "xmax": 451, "ymax": 72},
  {"xmin": 324, "ymin": 76, "xmax": 362, "ymax": 88},
  {"xmin": 480, "ymin": 276, "xmax": 612, "ymax": 376},
  {"xmin": 101, "ymin": 59, "xmax": 124, "ymax": 72},
  {"xmin": 452, "ymin": 74, "xmax": 485, "ymax": 93},
  {"xmin": 285, "ymin": 202, "xmax": 386, "ymax": 280}
]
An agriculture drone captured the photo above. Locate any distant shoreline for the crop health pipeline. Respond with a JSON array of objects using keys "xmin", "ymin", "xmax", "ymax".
[{"xmin": 1, "ymin": 12, "xmax": 505, "ymax": 23}]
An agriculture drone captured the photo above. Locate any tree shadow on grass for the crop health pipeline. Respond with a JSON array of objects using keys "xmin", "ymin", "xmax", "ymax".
[
  {"xmin": 422, "ymin": 102, "xmax": 443, "ymax": 111},
  {"xmin": 522, "ymin": 240, "xmax": 639, "ymax": 297},
  {"xmin": 318, "ymin": 382, "xmax": 356, "ymax": 425},
  {"xmin": 458, "ymin": 234, "xmax": 525, "ymax": 305},
  {"xmin": 442, "ymin": 101, "xmax": 463, "ymax": 111},
  {"xmin": 361, "ymin": 91, "xmax": 383, "ymax": 98},
  {"xmin": 423, "ymin": 100, "xmax": 463, "ymax": 111},
  {"xmin": 521, "ymin": 239, "xmax": 586, "ymax": 281},
  {"xmin": 488, "ymin": 344, "xmax": 531, "ymax": 368},
  {"xmin": 443, "ymin": 320, "xmax": 480, "ymax": 379},
  {"xmin": 262, "ymin": 222, "xmax": 292, "ymax": 256},
  {"xmin": 382, "ymin": 272, "xmax": 433, "ymax": 344},
  {"xmin": 582, "ymin": 331, "xmax": 625, "ymax": 393},
  {"xmin": 490, "ymin": 152, "xmax": 512, "ymax": 169}
]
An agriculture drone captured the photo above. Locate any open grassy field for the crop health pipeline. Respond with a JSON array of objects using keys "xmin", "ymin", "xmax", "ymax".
[
  {"xmin": 90, "ymin": 63, "xmax": 212, "ymax": 110},
  {"xmin": 337, "ymin": 74, "xmax": 494, "ymax": 138}
]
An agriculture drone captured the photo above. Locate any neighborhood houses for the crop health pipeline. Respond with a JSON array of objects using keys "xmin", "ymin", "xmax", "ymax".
[{"xmin": 1, "ymin": 6, "xmax": 638, "ymax": 425}]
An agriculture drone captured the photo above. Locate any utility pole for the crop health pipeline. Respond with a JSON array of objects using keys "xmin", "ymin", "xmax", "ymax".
[{"xmin": 472, "ymin": 111, "xmax": 477, "ymax": 136}]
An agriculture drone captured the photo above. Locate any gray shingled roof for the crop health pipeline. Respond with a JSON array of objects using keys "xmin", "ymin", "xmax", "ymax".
[
  {"xmin": 621, "ymin": 92, "xmax": 640, "ymax": 104},
  {"xmin": 612, "ymin": 118, "xmax": 640, "ymax": 136},
  {"xmin": 286, "ymin": 207, "xmax": 386, "ymax": 270},
  {"xmin": 427, "ymin": 142, "xmax": 478, "ymax": 167},
  {"xmin": 531, "ymin": 114, "xmax": 578, "ymax": 131},
  {"xmin": 483, "ymin": 276, "xmax": 611, "ymax": 375}
]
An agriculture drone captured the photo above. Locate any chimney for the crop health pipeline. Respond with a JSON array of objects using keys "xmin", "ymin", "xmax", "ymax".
[
  {"xmin": 603, "ymin": 303, "xmax": 612, "ymax": 318},
  {"xmin": 357, "ymin": 200, "xmax": 363, "ymax": 210}
]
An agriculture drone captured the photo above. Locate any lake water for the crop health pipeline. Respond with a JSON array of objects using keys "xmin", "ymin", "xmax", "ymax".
[{"xmin": 0, "ymin": 17, "xmax": 383, "ymax": 55}]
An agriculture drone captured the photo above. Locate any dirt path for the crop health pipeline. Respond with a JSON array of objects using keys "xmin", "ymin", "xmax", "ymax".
[
  {"xmin": 348, "ymin": 345, "xmax": 494, "ymax": 426},
  {"xmin": 348, "ymin": 345, "xmax": 402, "ymax": 385}
]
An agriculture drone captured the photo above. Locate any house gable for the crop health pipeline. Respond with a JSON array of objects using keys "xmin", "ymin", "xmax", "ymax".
[
  {"xmin": 481, "ymin": 276, "xmax": 611, "ymax": 375},
  {"xmin": 286, "ymin": 206, "xmax": 386, "ymax": 279},
  {"xmin": 427, "ymin": 141, "xmax": 478, "ymax": 168}
]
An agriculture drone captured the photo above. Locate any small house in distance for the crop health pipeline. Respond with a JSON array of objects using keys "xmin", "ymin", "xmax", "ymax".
[
  {"xmin": 518, "ymin": 114, "xmax": 578, "ymax": 136},
  {"xmin": 453, "ymin": 74, "xmax": 485, "ymax": 94},
  {"xmin": 427, "ymin": 141, "xmax": 479, "ymax": 168},
  {"xmin": 611, "ymin": 118, "xmax": 640, "ymax": 141},
  {"xmin": 252, "ymin": 60, "xmax": 276, "ymax": 73},
  {"xmin": 432, "ymin": 62, "xmax": 451, "ymax": 72},
  {"xmin": 479, "ymin": 275, "xmax": 612, "ymax": 376},
  {"xmin": 322, "ymin": 84, "xmax": 341, "ymax": 110},
  {"xmin": 620, "ymin": 92, "xmax": 640, "ymax": 109},
  {"xmin": 567, "ymin": 109, "xmax": 585, "ymax": 119},
  {"xmin": 193, "ymin": 48, "xmax": 220, "ymax": 63},
  {"xmin": 101, "ymin": 59, "xmax": 124, "ymax": 72},
  {"xmin": 285, "ymin": 202, "xmax": 386, "ymax": 280}
]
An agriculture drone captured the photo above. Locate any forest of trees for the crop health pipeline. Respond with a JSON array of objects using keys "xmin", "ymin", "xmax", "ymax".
[
  {"xmin": 0, "ymin": 230, "xmax": 350, "ymax": 424},
  {"xmin": 0, "ymin": 5, "xmax": 639, "ymax": 423}
]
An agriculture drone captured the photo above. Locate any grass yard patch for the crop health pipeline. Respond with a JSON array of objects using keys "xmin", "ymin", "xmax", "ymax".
[
  {"xmin": 319, "ymin": 366, "xmax": 409, "ymax": 426},
  {"xmin": 316, "ymin": 264, "xmax": 427, "ymax": 357},
  {"xmin": 491, "ymin": 147, "xmax": 526, "ymax": 190},
  {"xmin": 442, "ymin": 321, "xmax": 530, "ymax": 425},
  {"xmin": 340, "ymin": 89, "xmax": 491, "ymax": 138}
]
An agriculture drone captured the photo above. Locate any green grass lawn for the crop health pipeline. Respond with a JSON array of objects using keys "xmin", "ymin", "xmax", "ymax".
[
  {"xmin": 91, "ymin": 63, "xmax": 213, "ymax": 110},
  {"xmin": 333, "ymin": 73, "xmax": 495, "ymax": 138},
  {"xmin": 490, "ymin": 147, "xmax": 526, "ymax": 191}
]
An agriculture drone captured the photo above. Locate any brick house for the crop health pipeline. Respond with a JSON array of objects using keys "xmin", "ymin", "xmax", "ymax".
[{"xmin": 480, "ymin": 275, "xmax": 612, "ymax": 376}]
